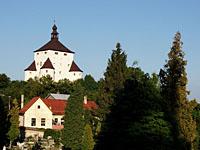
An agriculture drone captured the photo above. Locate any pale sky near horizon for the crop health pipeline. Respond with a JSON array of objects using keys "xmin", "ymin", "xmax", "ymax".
[{"xmin": 0, "ymin": 1, "xmax": 200, "ymax": 100}]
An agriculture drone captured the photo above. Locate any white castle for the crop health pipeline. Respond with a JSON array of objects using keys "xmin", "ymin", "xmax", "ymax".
[{"xmin": 24, "ymin": 24, "xmax": 83, "ymax": 82}]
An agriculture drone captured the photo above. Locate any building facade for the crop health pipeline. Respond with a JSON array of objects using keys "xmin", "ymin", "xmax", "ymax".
[{"xmin": 25, "ymin": 24, "xmax": 83, "ymax": 82}]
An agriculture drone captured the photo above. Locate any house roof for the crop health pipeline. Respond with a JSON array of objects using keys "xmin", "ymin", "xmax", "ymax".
[
  {"xmin": 34, "ymin": 24, "xmax": 74, "ymax": 53},
  {"xmin": 69, "ymin": 61, "xmax": 83, "ymax": 72},
  {"xmin": 41, "ymin": 58, "xmax": 54, "ymax": 69},
  {"xmin": 24, "ymin": 61, "xmax": 36, "ymax": 71},
  {"xmin": 19, "ymin": 97, "xmax": 98, "ymax": 115},
  {"xmin": 46, "ymin": 93, "xmax": 70, "ymax": 100}
]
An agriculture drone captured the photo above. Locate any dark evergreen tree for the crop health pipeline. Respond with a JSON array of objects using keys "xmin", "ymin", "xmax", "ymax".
[
  {"xmin": 0, "ymin": 96, "xmax": 9, "ymax": 149},
  {"xmin": 159, "ymin": 32, "xmax": 196, "ymax": 149},
  {"xmin": 98, "ymin": 42, "xmax": 128, "ymax": 119},
  {"xmin": 7, "ymin": 99, "xmax": 20, "ymax": 148},
  {"xmin": 62, "ymin": 83, "xmax": 85, "ymax": 150},
  {"xmin": 96, "ymin": 67, "xmax": 173, "ymax": 150}
]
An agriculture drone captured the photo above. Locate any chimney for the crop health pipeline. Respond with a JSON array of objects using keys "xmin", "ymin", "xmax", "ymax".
[
  {"xmin": 21, "ymin": 94, "xmax": 24, "ymax": 109},
  {"xmin": 84, "ymin": 96, "xmax": 87, "ymax": 104}
]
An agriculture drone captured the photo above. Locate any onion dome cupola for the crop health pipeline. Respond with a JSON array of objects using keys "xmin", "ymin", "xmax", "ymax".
[{"xmin": 51, "ymin": 24, "xmax": 59, "ymax": 40}]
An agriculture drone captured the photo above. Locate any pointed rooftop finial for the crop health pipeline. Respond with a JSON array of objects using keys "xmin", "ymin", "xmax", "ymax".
[{"xmin": 51, "ymin": 22, "xmax": 59, "ymax": 40}]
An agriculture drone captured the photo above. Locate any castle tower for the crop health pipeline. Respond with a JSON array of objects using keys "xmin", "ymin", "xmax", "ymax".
[{"xmin": 24, "ymin": 24, "xmax": 83, "ymax": 82}]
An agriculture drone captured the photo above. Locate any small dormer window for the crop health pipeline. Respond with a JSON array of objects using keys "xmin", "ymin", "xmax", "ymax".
[
  {"xmin": 55, "ymin": 52, "xmax": 58, "ymax": 55},
  {"xmin": 38, "ymin": 105, "xmax": 40, "ymax": 109}
]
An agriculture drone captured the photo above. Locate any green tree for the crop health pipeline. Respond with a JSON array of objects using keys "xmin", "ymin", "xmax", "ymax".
[
  {"xmin": 98, "ymin": 42, "xmax": 128, "ymax": 119},
  {"xmin": 7, "ymin": 99, "xmax": 20, "ymax": 148},
  {"xmin": 0, "ymin": 96, "xmax": 9, "ymax": 149},
  {"xmin": 62, "ymin": 83, "xmax": 85, "ymax": 150},
  {"xmin": 82, "ymin": 124, "xmax": 95, "ymax": 150},
  {"xmin": 0, "ymin": 73, "xmax": 10, "ymax": 94},
  {"xmin": 159, "ymin": 32, "xmax": 196, "ymax": 149}
]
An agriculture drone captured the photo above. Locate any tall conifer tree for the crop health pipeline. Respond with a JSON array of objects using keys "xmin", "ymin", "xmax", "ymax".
[
  {"xmin": 7, "ymin": 99, "xmax": 19, "ymax": 148},
  {"xmin": 99, "ymin": 43, "xmax": 127, "ymax": 118},
  {"xmin": 159, "ymin": 32, "xmax": 196, "ymax": 149},
  {"xmin": 62, "ymin": 83, "xmax": 85, "ymax": 150}
]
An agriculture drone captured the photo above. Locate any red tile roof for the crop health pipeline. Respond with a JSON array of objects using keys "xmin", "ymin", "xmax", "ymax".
[
  {"xmin": 19, "ymin": 97, "xmax": 40, "ymax": 114},
  {"xmin": 69, "ymin": 61, "xmax": 83, "ymax": 72},
  {"xmin": 41, "ymin": 58, "xmax": 54, "ymax": 69},
  {"xmin": 19, "ymin": 97, "xmax": 98, "ymax": 115},
  {"xmin": 43, "ymin": 99, "xmax": 66, "ymax": 115},
  {"xmin": 24, "ymin": 61, "xmax": 36, "ymax": 71}
]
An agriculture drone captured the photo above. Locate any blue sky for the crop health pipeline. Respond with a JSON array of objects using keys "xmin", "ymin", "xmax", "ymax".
[{"xmin": 0, "ymin": 1, "xmax": 199, "ymax": 100}]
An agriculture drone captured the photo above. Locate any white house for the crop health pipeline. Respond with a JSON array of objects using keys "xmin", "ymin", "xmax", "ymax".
[
  {"xmin": 19, "ymin": 96, "xmax": 98, "ymax": 137},
  {"xmin": 24, "ymin": 24, "xmax": 83, "ymax": 82}
]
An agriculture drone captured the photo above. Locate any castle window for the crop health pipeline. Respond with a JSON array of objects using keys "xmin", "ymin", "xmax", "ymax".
[
  {"xmin": 37, "ymin": 105, "xmax": 40, "ymax": 109},
  {"xmin": 31, "ymin": 118, "xmax": 36, "ymax": 126},
  {"xmin": 64, "ymin": 53, "xmax": 67, "ymax": 56},
  {"xmin": 55, "ymin": 52, "xmax": 58, "ymax": 55},
  {"xmin": 41, "ymin": 118, "xmax": 46, "ymax": 126}
]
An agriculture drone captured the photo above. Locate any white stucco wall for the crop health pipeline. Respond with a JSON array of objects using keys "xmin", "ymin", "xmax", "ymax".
[
  {"xmin": 24, "ymin": 98, "xmax": 53, "ymax": 129},
  {"xmin": 67, "ymin": 71, "xmax": 83, "ymax": 82},
  {"xmin": 25, "ymin": 71, "xmax": 37, "ymax": 81},
  {"xmin": 25, "ymin": 50, "xmax": 82, "ymax": 82}
]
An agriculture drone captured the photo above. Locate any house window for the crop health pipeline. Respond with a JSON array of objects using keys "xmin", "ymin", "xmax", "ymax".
[
  {"xmin": 37, "ymin": 105, "xmax": 40, "ymax": 109},
  {"xmin": 29, "ymin": 72, "xmax": 32, "ymax": 74},
  {"xmin": 74, "ymin": 73, "xmax": 76, "ymax": 76},
  {"xmin": 59, "ymin": 71, "xmax": 61, "ymax": 74},
  {"xmin": 37, "ymin": 53, "xmax": 39, "ymax": 55},
  {"xmin": 55, "ymin": 118, "xmax": 58, "ymax": 124},
  {"xmin": 45, "ymin": 52, "xmax": 47, "ymax": 54},
  {"xmin": 41, "ymin": 118, "xmax": 46, "ymax": 126},
  {"xmin": 40, "ymin": 62, "xmax": 42, "ymax": 66},
  {"xmin": 61, "ymin": 118, "xmax": 64, "ymax": 125},
  {"xmin": 31, "ymin": 118, "xmax": 36, "ymax": 126},
  {"xmin": 55, "ymin": 52, "xmax": 58, "ymax": 55},
  {"xmin": 46, "ymin": 70, "xmax": 48, "ymax": 73},
  {"xmin": 64, "ymin": 53, "xmax": 67, "ymax": 56}
]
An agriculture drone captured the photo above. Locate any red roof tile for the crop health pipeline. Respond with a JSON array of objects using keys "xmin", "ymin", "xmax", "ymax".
[
  {"xmin": 19, "ymin": 97, "xmax": 40, "ymax": 114},
  {"xmin": 83, "ymin": 101, "xmax": 98, "ymax": 110},
  {"xmin": 43, "ymin": 99, "xmax": 66, "ymax": 115},
  {"xmin": 24, "ymin": 61, "xmax": 36, "ymax": 71},
  {"xmin": 41, "ymin": 58, "xmax": 54, "ymax": 69},
  {"xmin": 69, "ymin": 61, "xmax": 83, "ymax": 72},
  {"xmin": 20, "ymin": 97, "xmax": 98, "ymax": 115}
]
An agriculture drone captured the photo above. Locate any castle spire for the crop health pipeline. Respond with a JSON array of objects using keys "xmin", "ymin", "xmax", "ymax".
[{"xmin": 51, "ymin": 24, "xmax": 59, "ymax": 40}]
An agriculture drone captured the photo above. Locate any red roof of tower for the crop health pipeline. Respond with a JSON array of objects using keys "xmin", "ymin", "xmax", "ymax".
[
  {"xmin": 41, "ymin": 58, "xmax": 54, "ymax": 69},
  {"xmin": 69, "ymin": 61, "xmax": 83, "ymax": 72},
  {"xmin": 24, "ymin": 61, "xmax": 36, "ymax": 71},
  {"xmin": 34, "ymin": 24, "xmax": 74, "ymax": 53}
]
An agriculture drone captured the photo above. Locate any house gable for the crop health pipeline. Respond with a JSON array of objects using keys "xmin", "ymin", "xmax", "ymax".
[{"xmin": 23, "ymin": 98, "xmax": 53, "ymax": 129}]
